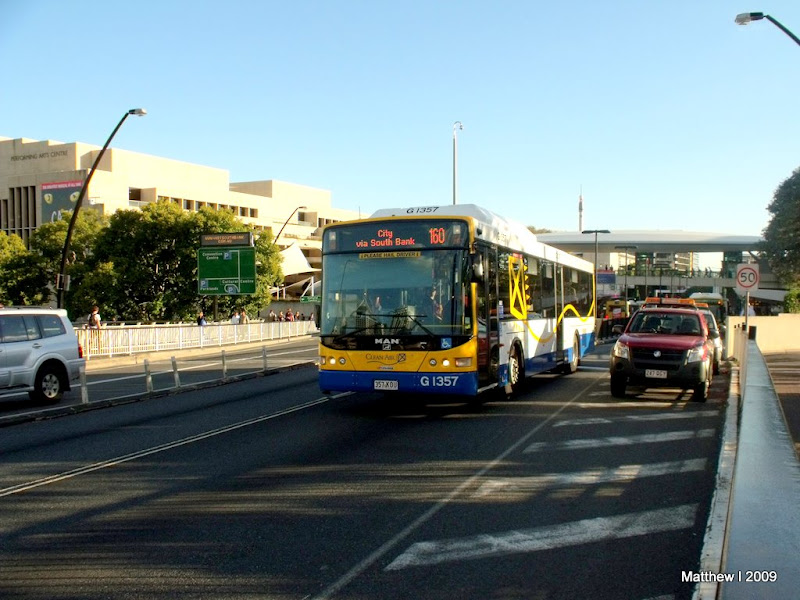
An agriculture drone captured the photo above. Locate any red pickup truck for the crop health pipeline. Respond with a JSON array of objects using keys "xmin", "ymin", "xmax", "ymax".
[{"xmin": 608, "ymin": 305, "xmax": 714, "ymax": 402}]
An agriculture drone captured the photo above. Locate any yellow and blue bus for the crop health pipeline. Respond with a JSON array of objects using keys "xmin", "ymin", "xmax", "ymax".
[{"xmin": 318, "ymin": 204, "xmax": 596, "ymax": 397}]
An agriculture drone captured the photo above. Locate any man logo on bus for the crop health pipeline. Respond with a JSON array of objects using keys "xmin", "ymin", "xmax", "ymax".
[{"xmin": 376, "ymin": 338, "xmax": 400, "ymax": 350}]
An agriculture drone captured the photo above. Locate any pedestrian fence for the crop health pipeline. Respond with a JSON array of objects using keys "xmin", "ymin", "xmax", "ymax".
[{"xmin": 76, "ymin": 320, "xmax": 317, "ymax": 359}]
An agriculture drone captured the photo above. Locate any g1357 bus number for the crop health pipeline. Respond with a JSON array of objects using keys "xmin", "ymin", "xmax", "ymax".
[
  {"xmin": 406, "ymin": 207, "xmax": 439, "ymax": 214},
  {"xmin": 420, "ymin": 375, "xmax": 459, "ymax": 387}
]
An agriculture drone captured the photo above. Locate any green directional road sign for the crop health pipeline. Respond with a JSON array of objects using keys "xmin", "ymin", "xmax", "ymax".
[{"xmin": 197, "ymin": 247, "xmax": 256, "ymax": 295}]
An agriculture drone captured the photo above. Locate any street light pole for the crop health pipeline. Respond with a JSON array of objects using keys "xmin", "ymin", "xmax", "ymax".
[
  {"xmin": 271, "ymin": 205, "xmax": 308, "ymax": 299},
  {"xmin": 582, "ymin": 229, "xmax": 610, "ymax": 319},
  {"xmin": 735, "ymin": 12, "xmax": 800, "ymax": 47},
  {"xmin": 56, "ymin": 108, "xmax": 147, "ymax": 309},
  {"xmin": 453, "ymin": 121, "xmax": 463, "ymax": 205},
  {"xmin": 615, "ymin": 245, "xmax": 637, "ymax": 301},
  {"xmin": 273, "ymin": 205, "xmax": 308, "ymax": 247}
]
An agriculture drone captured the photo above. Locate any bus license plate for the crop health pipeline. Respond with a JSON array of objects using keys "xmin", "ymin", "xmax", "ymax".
[
  {"xmin": 645, "ymin": 369, "xmax": 668, "ymax": 379},
  {"xmin": 374, "ymin": 380, "xmax": 399, "ymax": 390}
]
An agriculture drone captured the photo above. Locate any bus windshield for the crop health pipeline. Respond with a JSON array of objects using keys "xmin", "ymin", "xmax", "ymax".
[{"xmin": 320, "ymin": 249, "xmax": 471, "ymax": 340}]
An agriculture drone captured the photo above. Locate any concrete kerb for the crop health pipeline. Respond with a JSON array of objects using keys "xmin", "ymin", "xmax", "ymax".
[{"xmin": 693, "ymin": 364, "xmax": 740, "ymax": 600}]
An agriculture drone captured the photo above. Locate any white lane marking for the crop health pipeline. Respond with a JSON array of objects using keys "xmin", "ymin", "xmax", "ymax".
[
  {"xmin": 385, "ymin": 504, "xmax": 697, "ymax": 570},
  {"xmin": 554, "ymin": 410, "xmax": 719, "ymax": 427},
  {"xmin": 524, "ymin": 429, "xmax": 715, "ymax": 453},
  {"xmin": 309, "ymin": 376, "xmax": 605, "ymax": 600},
  {"xmin": 473, "ymin": 459, "xmax": 707, "ymax": 497},
  {"xmin": 0, "ymin": 397, "xmax": 330, "ymax": 498}
]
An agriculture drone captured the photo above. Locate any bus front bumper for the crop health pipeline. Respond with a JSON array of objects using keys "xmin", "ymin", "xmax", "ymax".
[{"xmin": 319, "ymin": 370, "xmax": 479, "ymax": 396}]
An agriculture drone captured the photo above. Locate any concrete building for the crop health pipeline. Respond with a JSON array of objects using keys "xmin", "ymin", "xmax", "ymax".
[{"xmin": 0, "ymin": 136, "xmax": 360, "ymax": 295}]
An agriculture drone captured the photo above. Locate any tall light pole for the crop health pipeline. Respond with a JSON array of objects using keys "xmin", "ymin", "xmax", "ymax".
[
  {"xmin": 57, "ymin": 108, "xmax": 147, "ymax": 309},
  {"xmin": 453, "ymin": 121, "xmax": 463, "ymax": 205},
  {"xmin": 273, "ymin": 205, "xmax": 308, "ymax": 247},
  {"xmin": 615, "ymin": 245, "xmax": 637, "ymax": 301},
  {"xmin": 735, "ymin": 12, "xmax": 800, "ymax": 47},
  {"xmin": 271, "ymin": 205, "xmax": 308, "ymax": 300},
  {"xmin": 582, "ymin": 229, "xmax": 610, "ymax": 319}
]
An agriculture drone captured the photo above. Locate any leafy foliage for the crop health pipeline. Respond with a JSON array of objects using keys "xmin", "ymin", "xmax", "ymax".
[
  {"xmin": 762, "ymin": 166, "xmax": 800, "ymax": 287},
  {"xmin": 0, "ymin": 231, "xmax": 33, "ymax": 305},
  {"xmin": 784, "ymin": 287, "xmax": 800, "ymax": 314},
  {"xmin": 86, "ymin": 201, "xmax": 283, "ymax": 322},
  {"xmin": 0, "ymin": 202, "xmax": 284, "ymax": 321}
]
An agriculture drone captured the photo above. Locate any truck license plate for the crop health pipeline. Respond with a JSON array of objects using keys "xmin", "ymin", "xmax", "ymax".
[
  {"xmin": 645, "ymin": 369, "xmax": 668, "ymax": 379},
  {"xmin": 374, "ymin": 380, "xmax": 399, "ymax": 390}
]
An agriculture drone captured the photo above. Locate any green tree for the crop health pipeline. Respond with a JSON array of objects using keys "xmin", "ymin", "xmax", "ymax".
[
  {"xmin": 88, "ymin": 201, "xmax": 283, "ymax": 322},
  {"xmin": 762, "ymin": 166, "xmax": 800, "ymax": 287},
  {"xmin": 27, "ymin": 209, "xmax": 109, "ymax": 313},
  {"xmin": 784, "ymin": 287, "xmax": 800, "ymax": 314},
  {"xmin": 0, "ymin": 231, "xmax": 30, "ymax": 305}
]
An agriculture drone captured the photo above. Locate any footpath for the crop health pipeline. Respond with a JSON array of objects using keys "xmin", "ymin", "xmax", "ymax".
[{"xmin": 763, "ymin": 350, "xmax": 800, "ymax": 457}]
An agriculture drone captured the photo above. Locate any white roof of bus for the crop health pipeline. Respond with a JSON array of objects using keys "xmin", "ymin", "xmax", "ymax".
[{"xmin": 368, "ymin": 204, "xmax": 593, "ymax": 271}]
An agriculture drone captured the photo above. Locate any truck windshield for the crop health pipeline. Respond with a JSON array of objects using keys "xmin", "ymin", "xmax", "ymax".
[
  {"xmin": 629, "ymin": 312, "xmax": 702, "ymax": 335},
  {"xmin": 320, "ymin": 249, "xmax": 471, "ymax": 338}
]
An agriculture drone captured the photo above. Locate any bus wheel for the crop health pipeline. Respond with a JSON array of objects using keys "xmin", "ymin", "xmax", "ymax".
[
  {"xmin": 507, "ymin": 344, "xmax": 525, "ymax": 394},
  {"xmin": 561, "ymin": 335, "xmax": 580, "ymax": 374}
]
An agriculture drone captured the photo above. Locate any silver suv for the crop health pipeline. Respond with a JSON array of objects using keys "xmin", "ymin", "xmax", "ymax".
[{"xmin": 0, "ymin": 307, "xmax": 85, "ymax": 403}]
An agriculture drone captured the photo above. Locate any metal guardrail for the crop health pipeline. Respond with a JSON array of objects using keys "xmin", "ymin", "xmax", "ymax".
[{"xmin": 75, "ymin": 320, "xmax": 317, "ymax": 359}]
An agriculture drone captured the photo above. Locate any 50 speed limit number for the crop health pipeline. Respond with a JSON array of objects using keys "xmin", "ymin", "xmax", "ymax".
[{"xmin": 736, "ymin": 263, "xmax": 759, "ymax": 292}]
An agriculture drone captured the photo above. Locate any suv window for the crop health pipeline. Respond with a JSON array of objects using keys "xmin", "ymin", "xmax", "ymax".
[
  {"xmin": 0, "ymin": 315, "xmax": 43, "ymax": 343},
  {"xmin": 38, "ymin": 314, "xmax": 67, "ymax": 337}
]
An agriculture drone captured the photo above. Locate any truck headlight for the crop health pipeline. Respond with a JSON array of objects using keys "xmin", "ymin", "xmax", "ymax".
[
  {"xmin": 612, "ymin": 340, "xmax": 629, "ymax": 360},
  {"xmin": 686, "ymin": 344, "xmax": 706, "ymax": 363}
]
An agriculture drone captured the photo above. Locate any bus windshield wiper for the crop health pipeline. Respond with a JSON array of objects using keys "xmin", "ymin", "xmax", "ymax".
[{"xmin": 390, "ymin": 312, "xmax": 436, "ymax": 337}]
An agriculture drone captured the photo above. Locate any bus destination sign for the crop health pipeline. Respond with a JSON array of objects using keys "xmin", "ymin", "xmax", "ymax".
[{"xmin": 324, "ymin": 220, "xmax": 468, "ymax": 253}]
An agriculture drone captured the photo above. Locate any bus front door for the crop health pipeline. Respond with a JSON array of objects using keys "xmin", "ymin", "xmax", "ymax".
[{"xmin": 476, "ymin": 246, "xmax": 498, "ymax": 386}]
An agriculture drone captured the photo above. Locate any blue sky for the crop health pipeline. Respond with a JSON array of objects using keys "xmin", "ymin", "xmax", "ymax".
[{"xmin": 3, "ymin": 1, "xmax": 799, "ymax": 238}]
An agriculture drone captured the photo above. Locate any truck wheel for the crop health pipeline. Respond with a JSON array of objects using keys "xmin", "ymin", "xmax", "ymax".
[
  {"xmin": 610, "ymin": 373, "xmax": 627, "ymax": 398},
  {"xmin": 692, "ymin": 381, "xmax": 708, "ymax": 402}
]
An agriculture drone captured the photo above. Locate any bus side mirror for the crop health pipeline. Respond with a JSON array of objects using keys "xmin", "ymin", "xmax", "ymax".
[{"xmin": 471, "ymin": 254, "xmax": 484, "ymax": 282}]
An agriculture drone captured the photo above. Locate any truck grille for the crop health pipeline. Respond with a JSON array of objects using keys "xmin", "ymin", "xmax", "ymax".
[{"xmin": 631, "ymin": 347, "xmax": 686, "ymax": 372}]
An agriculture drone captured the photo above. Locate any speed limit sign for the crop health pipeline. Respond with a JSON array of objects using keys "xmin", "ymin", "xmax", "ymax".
[{"xmin": 736, "ymin": 263, "xmax": 759, "ymax": 292}]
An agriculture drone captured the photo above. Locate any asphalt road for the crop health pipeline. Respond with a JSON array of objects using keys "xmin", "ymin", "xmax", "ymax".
[{"xmin": 0, "ymin": 344, "xmax": 729, "ymax": 600}]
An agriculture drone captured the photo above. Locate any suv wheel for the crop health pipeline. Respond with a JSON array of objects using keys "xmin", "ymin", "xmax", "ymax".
[
  {"xmin": 610, "ymin": 373, "xmax": 627, "ymax": 398},
  {"xmin": 30, "ymin": 364, "xmax": 66, "ymax": 404}
]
